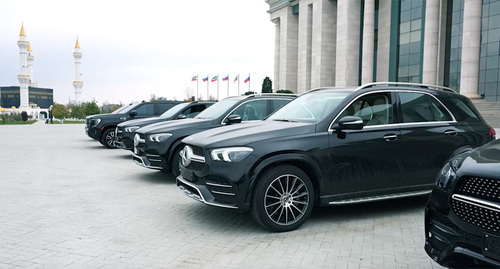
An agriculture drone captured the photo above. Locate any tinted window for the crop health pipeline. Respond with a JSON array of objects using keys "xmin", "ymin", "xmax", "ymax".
[
  {"xmin": 448, "ymin": 98, "xmax": 481, "ymax": 122},
  {"xmin": 230, "ymin": 100, "xmax": 267, "ymax": 121},
  {"xmin": 182, "ymin": 104, "xmax": 209, "ymax": 118},
  {"xmin": 196, "ymin": 97, "xmax": 243, "ymax": 119},
  {"xmin": 157, "ymin": 103, "xmax": 176, "ymax": 114},
  {"xmin": 160, "ymin": 102, "xmax": 190, "ymax": 118},
  {"xmin": 134, "ymin": 103, "xmax": 155, "ymax": 116},
  {"xmin": 399, "ymin": 92, "xmax": 452, "ymax": 123},
  {"xmin": 340, "ymin": 93, "xmax": 393, "ymax": 126}
]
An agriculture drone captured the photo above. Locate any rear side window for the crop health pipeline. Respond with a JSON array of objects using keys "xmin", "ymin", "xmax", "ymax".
[
  {"xmin": 182, "ymin": 104, "xmax": 207, "ymax": 118},
  {"xmin": 399, "ymin": 92, "xmax": 453, "ymax": 123},
  {"xmin": 447, "ymin": 98, "xmax": 481, "ymax": 122}
]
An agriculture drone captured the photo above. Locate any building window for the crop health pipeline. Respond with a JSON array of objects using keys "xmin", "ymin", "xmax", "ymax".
[
  {"xmin": 397, "ymin": 0, "xmax": 424, "ymax": 83},
  {"xmin": 479, "ymin": 0, "xmax": 500, "ymax": 101}
]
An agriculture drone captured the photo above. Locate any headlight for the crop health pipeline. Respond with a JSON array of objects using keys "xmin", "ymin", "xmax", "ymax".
[
  {"xmin": 210, "ymin": 147, "xmax": 253, "ymax": 162},
  {"xmin": 90, "ymin": 118, "xmax": 101, "ymax": 127},
  {"xmin": 435, "ymin": 162, "xmax": 459, "ymax": 192},
  {"xmin": 124, "ymin": 126, "xmax": 140, "ymax": 133},
  {"xmin": 148, "ymin": 133, "xmax": 172, "ymax": 143}
]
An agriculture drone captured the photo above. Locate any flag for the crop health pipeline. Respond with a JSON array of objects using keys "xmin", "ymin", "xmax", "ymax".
[
  {"xmin": 244, "ymin": 76, "xmax": 250, "ymax": 83},
  {"xmin": 191, "ymin": 76, "xmax": 197, "ymax": 81},
  {"xmin": 202, "ymin": 77, "xmax": 208, "ymax": 82},
  {"xmin": 234, "ymin": 75, "xmax": 238, "ymax": 83},
  {"xmin": 222, "ymin": 75, "xmax": 229, "ymax": 81},
  {"xmin": 211, "ymin": 75, "xmax": 218, "ymax": 82}
]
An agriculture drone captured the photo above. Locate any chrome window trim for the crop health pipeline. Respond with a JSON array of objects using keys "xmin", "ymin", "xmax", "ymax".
[{"xmin": 328, "ymin": 89, "xmax": 457, "ymax": 132}]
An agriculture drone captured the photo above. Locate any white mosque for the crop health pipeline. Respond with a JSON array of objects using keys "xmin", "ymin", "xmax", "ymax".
[{"xmin": 0, "ymin": 24, "xmax": 84, "ymax": 118}]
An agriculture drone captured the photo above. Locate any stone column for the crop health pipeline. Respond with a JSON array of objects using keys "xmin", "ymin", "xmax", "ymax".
[
  {"xmin": 311, "ymin": 0, "xmax": 336, "ymax": 88},
  {"xmin": 422, "ymin": 0, "xmax": 440, "ymax": 85},
  {"xmin": 361, "ymin": 0, "xmax": 375, "ymax": 84},
  {"xmin": 273, "ymin": 19, "xmax": 281, "ymax": 92},
  {"xmin": 460, "ymin": 0, "xmax": 482, "ymax": 98},
  {"xmin": 376, "ymin": 0, "xmax": 391, "ymax": 82},
  {"xmin": 298, "ymin": 1, "xmax": 313, "ymax": 93},
  {"xmin": 335, "ymin": 0, "xmax": 361, "ymax": 87}
]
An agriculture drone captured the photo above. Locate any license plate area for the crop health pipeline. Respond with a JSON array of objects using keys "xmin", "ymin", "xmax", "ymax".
[{"xmin": 484, "ymin": 233, "xmax": 500, "ymax": 261}]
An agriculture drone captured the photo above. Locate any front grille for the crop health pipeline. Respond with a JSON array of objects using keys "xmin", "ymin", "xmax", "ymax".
[
  {"xmin": 456, "ymin": 176, "xmax": 500, "ymax": 201},
  {"xmin": 451, "ymin": 176, "xmax": 500, "ymax": 233},
  {"xmin": 185, "ymin": 161, "xmax": 205, "ymax": 171},
  {"xmin": 452, "ymin": 198, "xmax": 500, "ymax": 233}
]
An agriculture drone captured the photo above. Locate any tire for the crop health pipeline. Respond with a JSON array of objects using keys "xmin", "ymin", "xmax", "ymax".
[
  {"xmin": 170, "ymin": 147, "xmax": 181, "ymax": 178},
  {"xmin": 250, "ymin": 165, "xmax": 314, "ymax": 232},
  {"xmin": 101, "ymin": 128, "xmax": 117, "ymax": 149}
]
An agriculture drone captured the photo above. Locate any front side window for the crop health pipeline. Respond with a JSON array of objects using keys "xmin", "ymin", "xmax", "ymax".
[
  {"xmin": 399, "ymin": 92, "xmax": 453, "ymax": 123},
  {"xmin": 340, "ymin": 93, "xmax": 393, "ymax": 126},
  {"xmin": 134, "ymin": 103, "xmax": 155, "ymax": 116},
  {"xmin": 229, "ymin": 100, "xmax": 267, "ymax": 121}
]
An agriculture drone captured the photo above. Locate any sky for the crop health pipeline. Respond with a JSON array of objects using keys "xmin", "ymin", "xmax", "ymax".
[{"xmin": 0, "ymin": 0, "xmax": 275, "ymax": 106}]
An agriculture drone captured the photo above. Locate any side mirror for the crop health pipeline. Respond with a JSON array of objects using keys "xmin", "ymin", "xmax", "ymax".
[
  {"xmin": 129, "ymin": 110, "xmax": 137, "ymax": 117},
  {"xmin": 225, "ymin": 114, "xmax": 242, "ymax": 124},
  {"xmin": 176, "ymin": 114, "xmax": 187, "ymax": 120},
  {"xmin": 338, "ymin": 116, "xmax": 364, "ymax": 130}
]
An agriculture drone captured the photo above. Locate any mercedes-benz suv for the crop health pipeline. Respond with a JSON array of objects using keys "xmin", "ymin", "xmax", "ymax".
[
  {"xmin": 115, "ymin": 101, "xmax": 214, "ymax": 150},
  {"xmin": 425, "ymin": 138, "xmax": 500, "ymax": 268},
  {"xmin": 132, "ymin": 94, "xmax": 295, "ymax": 177},
  {"xmin": 176, "ymin": 82, "xmax": 496, "ymax": 232}
]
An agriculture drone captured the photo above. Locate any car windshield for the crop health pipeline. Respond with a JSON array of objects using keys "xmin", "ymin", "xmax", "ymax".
[
  {"xmin": 118, "ymin": 103, "xmax": 139, "ymax": 114},
  {"xmin": 111, "ymin": 105, "xmax": 130, "ymax": 114},
  {"xmin": 268, "ymin": 90, "xmax": 351, "ymax": 123},
  {"xmin": 160, "ymin": 102, "xmax": 190, "ymax": 118},
  {"xmin": 195, "ymin": 97, "xmax": 243, "ymax": 119}
]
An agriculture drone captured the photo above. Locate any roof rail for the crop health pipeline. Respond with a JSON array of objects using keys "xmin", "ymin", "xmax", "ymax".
[
  {"xmin": 357, "ymin": 82, "xmax": 456, "ymax": 93},
  {"xmin": 248, "ymin": 93, "xmax": 298, "ymax": 97}
]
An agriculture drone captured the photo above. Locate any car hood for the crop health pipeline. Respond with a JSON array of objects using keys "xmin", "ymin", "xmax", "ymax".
[
  {"xmin": 182, "ymin": 120, "xmax": 315, "ymax": 149},
  {"xmin": 456, "ymin": 139, "xmax": 500, "ymax": 179},
  {"xmin": 92, "ymin": 113, "xmax": 127, "ymax": 120},
  {"xmin": 117, "ymin": 116, "xmax": 165, "ymax": 128},
  {"xmin": 136, "ymin": 118, "xmax": 213, "ymax": 134}
]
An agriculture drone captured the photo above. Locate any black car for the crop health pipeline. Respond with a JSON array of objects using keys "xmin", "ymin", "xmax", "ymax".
[
  {"xmin": 425, "ymin": 138, "xmax": 500, "ymax": 268},
  {"xmin": 176, "ymin": 82, "xmax": 496, "ymax": 232},
  {"xmin": 115, "ymin": 101, "xmax": 214, "ymax": 150},
  {"xmin": 132, "ymin": 94, "xmax": 295, "ymax": 177},
  {"xmin": 85, "ymin": 100, "xmax": 182, "ymax": 148}
]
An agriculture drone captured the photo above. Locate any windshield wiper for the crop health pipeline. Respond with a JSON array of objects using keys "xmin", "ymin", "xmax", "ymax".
[{"xmin": 272, "ymin": 119, "xmax": 296, "ymax": 122}]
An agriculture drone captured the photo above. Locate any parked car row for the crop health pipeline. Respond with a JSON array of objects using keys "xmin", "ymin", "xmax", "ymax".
[{"xmin": 85, "ymin": 82, "xmax": 498, "ymax": 268}]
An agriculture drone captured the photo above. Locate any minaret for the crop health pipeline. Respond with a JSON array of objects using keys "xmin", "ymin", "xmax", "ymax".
[
  {"xmin": 17, "ymin": 24, "xmax": 30, "ymax": 110},
  {"xmin": 27, "ymin": 42, "xmax": 35, "ymax": 86},
  {"xmin": 73, "ymin": 37, "xmax": 83, "ymax": 104}
]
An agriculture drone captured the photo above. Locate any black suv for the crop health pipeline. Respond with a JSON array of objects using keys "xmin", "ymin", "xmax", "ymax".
[
  {"xmin": 132, "ymin": 94, "xmax": 295, "ymax": 177},
  {"xmin": 176, "ymin": 82, "xmax": 496, "ymax": 232},
  {"xmin": 425, "ymin": 138, "xmax": 500, "ymax": 268},
  {"xmin": 115, "ymin": 101, "xmax": 214, "ymax": 150},
  {"xmin": 85, "ymin": 100, "xmax": 182, "ymax": 148}
]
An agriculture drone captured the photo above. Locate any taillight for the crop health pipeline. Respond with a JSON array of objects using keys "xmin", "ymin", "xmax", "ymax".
[{"xmin": 488, "ymin": 128, "xmax": 496, "ymax": 139}]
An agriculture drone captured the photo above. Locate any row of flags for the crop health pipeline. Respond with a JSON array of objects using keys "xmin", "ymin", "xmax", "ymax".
[{"xmin": 191, "ymin": 75, "xmax": 250, "ymax": 83}]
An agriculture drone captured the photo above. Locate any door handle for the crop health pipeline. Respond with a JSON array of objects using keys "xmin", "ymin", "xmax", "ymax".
[
  {"xmin": 383, "ymin": 134, "xmax": 398, "ymax": 141},
  {"xmin": 444, "ymin": 130, "xmax": 457, "ymax": 136}
]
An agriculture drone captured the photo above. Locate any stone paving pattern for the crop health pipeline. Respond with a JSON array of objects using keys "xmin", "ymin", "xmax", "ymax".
[{"xmin": 0, "ymin": 122, "xmax": 454, "ymax": 268}]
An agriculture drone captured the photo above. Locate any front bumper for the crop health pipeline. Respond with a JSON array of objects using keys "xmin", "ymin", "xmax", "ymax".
[
  {"xmin": 177, "ymin": 175, "xmax": 238, "ymax": 209},
  {"xmin": 425, "ymin": 189, "xmax": 500, "ymax": 268},
  {"xmin": 132, "ymin": 153, "xmax": 165, "ymax": 170}
]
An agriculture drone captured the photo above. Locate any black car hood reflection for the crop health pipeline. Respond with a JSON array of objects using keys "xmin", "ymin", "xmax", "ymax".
[
  {"xmin": 137, "ymin": 118, "xmax": 213, "ymax": 134},
  {"xmin": 457, "ymin": 139, "xmax": 500, "ymax": 178},
  {"xmin": 182, "ymin": 121, "xmax": 315, "ymax": 149}
]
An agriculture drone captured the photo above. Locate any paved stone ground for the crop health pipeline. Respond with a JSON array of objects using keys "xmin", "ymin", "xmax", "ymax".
[{"xmin": 1, "ymin": 121, "xmax": 476, "ymax": 268}]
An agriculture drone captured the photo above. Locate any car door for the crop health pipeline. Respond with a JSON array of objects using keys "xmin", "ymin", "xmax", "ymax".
[
  {"xmin": 326, "ymin": 91, "xmax": 403, "ymax": 198},
  {"xmin": 397, "ymin": 91, "xmax": 463, "ymax": 188}
]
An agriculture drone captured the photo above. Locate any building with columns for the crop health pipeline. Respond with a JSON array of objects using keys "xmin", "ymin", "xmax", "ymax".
[{"xmin": 266, "ymin": 0, "xmax": 500, "ymax": 101}]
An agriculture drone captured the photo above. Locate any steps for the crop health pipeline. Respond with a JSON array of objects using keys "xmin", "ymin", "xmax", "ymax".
[{"xmin": 471, "ymin": 99, "xmax": 500, "ymax": 128}]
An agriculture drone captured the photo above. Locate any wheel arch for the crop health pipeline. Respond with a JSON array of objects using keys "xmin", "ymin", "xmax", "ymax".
[{"xmin": 246, "ymin": 153, "xmax": 324, "ymax": 207}]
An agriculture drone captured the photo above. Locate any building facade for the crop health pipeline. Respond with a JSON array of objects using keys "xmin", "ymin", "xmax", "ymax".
[
  {"xmin": 266, "ymin": 0, "xmax": 500, "ymax": 101},
  {"xmin": 0, "ymin": 86, "xmax": 54, "ymax": 109}
]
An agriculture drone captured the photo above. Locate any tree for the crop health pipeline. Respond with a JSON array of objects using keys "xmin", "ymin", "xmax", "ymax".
[
  {"xmin": 52, "ymin": 104, "xmax": 70, "ymax": 121},
  {"xmin": 69, "ymin": 103, "xmax": 85, "ymax": 119},
  {"xmin": 243, "ymin": 91, "xmax": 257, "ymax": 95},
  {"xmin": 276, "ymin": 89, "xmax": 294, "ymax": 94},
  {"xmin": 83, "ymin": 101, "xmax": 100, "ymax": 116},
  {"xmin": 21, "ymin": 111, "xmax": 28, "ymax": 122},
  {"xmin": 262, "ymin": 77, "xmax": 272, "ymax": 93}
]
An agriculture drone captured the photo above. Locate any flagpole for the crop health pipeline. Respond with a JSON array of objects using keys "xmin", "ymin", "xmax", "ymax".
[
  {"xmin": 249, "ymin": 73, "xmax": 251, "ymax": 92},
  {"xmin": 207, "ymin": 74, "xmax": 209, "ymax": 100},
  {"xmin": 227, "ymin": 74, "xmax": 229, "ymax": 98},
  {"xmin": 196, "ymin": 75, "xmax": 199, "ymax": 100},
  {"xmin": 238, "ymin": 74, "xmax": 240, "ymax": 95},
  {"xmin": 217, "ymin": 74, "xmax": 219, "ymax": 101}
]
